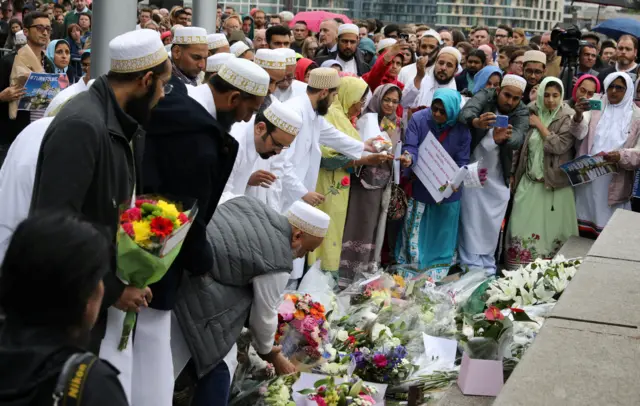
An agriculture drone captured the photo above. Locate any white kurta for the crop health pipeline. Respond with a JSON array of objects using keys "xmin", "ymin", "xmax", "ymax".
[
  {"xmin": 0, "ymin": 117, "xmax": 54, "ymax": 263},
  {"xmin": 273, "ymin": 79, "xmax": 307, "ymax": 103},
  {"xmin": 337, "ymin": 55, "xmax": 358, "ymax": 75},
  {"xmin": 187, "ymin": 84, "xmax": 217, "ymax": 118},
  {"xmin": 219, "ymin": 118, "xmax": 259, "ymax": 204},
  {"xmin": 458, "ymin": 128, "xmax": 510, "ymax": 268},
  {"xmin": 398, "ymin": 62, "xmax": 417, "ymax": 89}
]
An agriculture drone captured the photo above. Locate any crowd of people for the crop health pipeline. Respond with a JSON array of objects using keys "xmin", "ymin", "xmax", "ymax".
[{"xmin": 0, "ymin": 1, "xmax": 640, "ymax": 405}]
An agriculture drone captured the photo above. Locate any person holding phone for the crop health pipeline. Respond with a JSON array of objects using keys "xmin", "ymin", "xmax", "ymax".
[
  {"xmin": 457, "ymin": 74, "xmax": 529, "ymax": 273},
  {"xmin": 570, "ymin": 72, "xmax": 640, "ymax": 238},
  {"xmin": 505, "ymin": 77, "xmax": 578, "ymax": 268}
]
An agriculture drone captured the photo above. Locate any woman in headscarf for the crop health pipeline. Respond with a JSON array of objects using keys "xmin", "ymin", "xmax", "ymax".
[
  {"xmin": 307, "ymin": 77, "xmax": 392, "ymax": 280},
  {"xmin": 340, "ymin": 84, "xmax": 402, "ymax": 284},
  {"xmin": 242, "ymin": 15, "xmax": 254, "ymax": 40},
  {"xmin": 571, "ymin": 72, "xmax": 640, "ymax": 238},
  {"xmin": 295, "ymin": 58, "xmax": 317, "ymax": 83},
  {"xmin": 46, "ymin": 39, "xmax": 78, "ymax": 84},
  {"xmin": 505, "ymin": 77, "xmax": 578, "ymax": 268},
  {"xmin": 396, "ymin": 89, "xmax": 471, "ymax": 280},
  {"xmin": 472, "ymin": 66, "xmax": 503, "ymax": 95},
  {"xmin": 358, "ymin": 37, "xmax": 377, "ymax": 67},
  {"xmin": 569, "ymin": 74, "xmax": 600, "ymax": 109},
  {"xmin": 320, "ymin": 59, "xmax": 343, "ymax": 72}
]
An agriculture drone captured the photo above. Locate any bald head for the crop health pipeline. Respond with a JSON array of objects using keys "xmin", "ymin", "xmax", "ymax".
[{"xmin": 319, "ymin": 19, "xmax": 339, "ymax": 48}]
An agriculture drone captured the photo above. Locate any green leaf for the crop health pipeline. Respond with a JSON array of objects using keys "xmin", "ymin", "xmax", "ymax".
[
  {"xmin": 314, "ymin": 378, "xmax": 331, "ymax": 388},
  {"xmin": 298, "ymin": 389, "xmax": 316, "ymax": 395},
  {"xmin": 512, "ymin": 310, "xmax": 537, "ymax": 323},
  {"xmin": 349, "ymin": 380, "xmax": 363, "ymax": 397}
]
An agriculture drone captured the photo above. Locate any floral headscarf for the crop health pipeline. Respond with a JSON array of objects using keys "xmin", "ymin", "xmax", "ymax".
[{"xmin": 364, "ymin": 84, "xmax": 402, "ymax": 126}]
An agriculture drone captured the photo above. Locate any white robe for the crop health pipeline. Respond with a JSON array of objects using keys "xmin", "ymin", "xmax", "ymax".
[
  {"xmin": 273, "ymin": 79, "xmax": 307, "ymax": 103},
  {"xmin": 219, "ymin": 118, "xmax": 259, "ymax": 205},
  {"xmin": 458, "ymin": 128, "xmax": 510, "ymax": 270},
  {"xmin": 409, "ymin": 68, "xmax": 457, "ymax": 108},
  {"xmin": 0, "ymin": 118, "xmax": 54, "ymax": 263},
  {"xmin": 398, "ymin": 62, "xmax": 417, "ymax": 89}
]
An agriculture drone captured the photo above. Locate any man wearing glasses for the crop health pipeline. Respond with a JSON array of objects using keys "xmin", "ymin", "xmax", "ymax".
[
  {"xmin": 521, "ymin": 50, "xmax": 547, "ymax": 104},
  {"xmin": 0, "ymin": 11, "xmax": 53, "ymax": 156},
  {"xmin": 494, "ymin": 25, "xmax": 512, "ymax": 48}
]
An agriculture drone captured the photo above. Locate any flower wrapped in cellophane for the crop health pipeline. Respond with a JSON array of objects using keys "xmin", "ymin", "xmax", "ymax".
[
  {"xmin": 276, "ymin": 293, "xmax": 334, "ymax": 370},
  {"xmin": 116, "ymin": 195, "xmax": 197, "ymax": 350}
]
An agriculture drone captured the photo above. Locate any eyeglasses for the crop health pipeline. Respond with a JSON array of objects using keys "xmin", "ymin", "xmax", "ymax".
[
  {"xmin": 382, "ymin": 98, "xmax": 399, "ymax": 105},
  {"xmin": 495, "ymin": 34, "xmax": 507, "ymax": 38},
  {"xmin": 164, "ymin": 84, "xmax": 173, "ymax": 94},
  {"xmin": 267, "ymin": 132, "xmax": 289, "ymax": 150},
  {"xmin": 608, "ymin": 84, "xmax": 627, "ymax": 93},
  {"xmin": 512, "ymin": 61, "xmax": 524, "ymax": 66},
  {"xmin": 524, "ymin": 68, "xmax": 544, "ymax": 76},
  {"xmin": 29, "ymin": 24, "xmax": 52, "ymax": 33}
]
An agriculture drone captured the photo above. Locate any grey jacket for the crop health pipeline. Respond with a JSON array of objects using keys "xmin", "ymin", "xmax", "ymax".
[
  {"xmin": 459, "ymin": 88, "xmax": 529, "ymax": 185},
  {"xmin": 173, "ymin": 196, "xmax": 293, "ymax": 378}
]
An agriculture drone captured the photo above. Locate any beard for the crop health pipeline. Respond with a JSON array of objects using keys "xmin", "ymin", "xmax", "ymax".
[
  {"xmin": 125, "ymin": 80, "xmax": 157, "ymax": 128},
  {"xmin": 466, "ymin": 67, "xmax": 479, "ymax": 76},
  {"xmin": 435, "ymin": 70, "xmax": 453, "ymax": 85},
  {"xmin": 291, "ymin": 245, "xmax": 306, "ymax": 259},
  {"xmin": 259, "ymin": 150, "xmax": 276, "ymax": 159},
  {"xmin": 316, "ymin": 95, "xmax": 331, "ymax": 116},
  {"xmin": 216, "ymin": 109, "xmax": 237, "ymax": 133},
  {"xmin": 337, "ymin": 49, "xmax": 355, "ymax": 61}
]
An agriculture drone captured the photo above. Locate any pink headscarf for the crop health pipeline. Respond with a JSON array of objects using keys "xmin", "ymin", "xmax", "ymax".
[{"xmin": 572, "ymin": 74, "xmax": 601, "ymax": 102}]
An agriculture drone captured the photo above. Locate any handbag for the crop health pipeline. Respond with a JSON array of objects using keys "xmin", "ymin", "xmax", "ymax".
[{"xmin": 387, "ymin": 183, "xmax": 408, "ymax": 221}]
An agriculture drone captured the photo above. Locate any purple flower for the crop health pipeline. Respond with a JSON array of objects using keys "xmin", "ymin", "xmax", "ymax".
[
  {"xmin": 351, "ymin": 350, "xmax": 366, "ymax": 369},
  {"xmin": 394, "ymin": 345, "xmax": 407, "ymax": 359}
]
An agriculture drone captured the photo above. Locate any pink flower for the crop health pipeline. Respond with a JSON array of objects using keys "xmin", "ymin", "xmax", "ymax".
[
  {"xmin": 484, "ymin": 306, "xmax": 504, "ymax": 321},
  {"xmin": 125, "ymin": 207, "xmax": 142, "ymax": 221},
  {"xmin": 312, "ymin": 395, "xmax": 327, "ymax": 406},
  {"xmin": 122, "ymin": 222, "xmax": 134, "ymax": 237},
  {"xmin": 373, "ymin": 354, "xmax": 388, "ymax": 368},
  {"xmin": 281, "ymin": 313, "xmax": 294, "ymax": 322},
  {"xmin": 360, "ymin": 394, "xmax": 376, "ymax": 404}
]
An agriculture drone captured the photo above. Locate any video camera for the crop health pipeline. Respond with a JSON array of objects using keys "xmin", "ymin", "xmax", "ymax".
[{"xmin": 550, "ymin": 23, "xmax": 587, "ymax": 58}]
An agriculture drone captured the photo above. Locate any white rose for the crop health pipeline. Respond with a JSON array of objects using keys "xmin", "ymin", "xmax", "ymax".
[{"xmin": 336, "ymin": 329, "xmax": 349, "ymax": 342}]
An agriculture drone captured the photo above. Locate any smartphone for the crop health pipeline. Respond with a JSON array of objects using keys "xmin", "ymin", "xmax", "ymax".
[
  {"xmin": 492, "ymin": 115, "xmax": 509, "ymax": 128},
  {"xmin": 588, "ymin": 99, "xmax": 602, "ymax": 111},
  {"xmin": 399, "ymin": 33, "xmax": 410, "ymax": 41}
]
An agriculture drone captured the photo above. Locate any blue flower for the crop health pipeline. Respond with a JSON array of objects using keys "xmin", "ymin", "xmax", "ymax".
[{"xmin": 351, "ymin": 350, "xmax": 366, "ymax": 369}]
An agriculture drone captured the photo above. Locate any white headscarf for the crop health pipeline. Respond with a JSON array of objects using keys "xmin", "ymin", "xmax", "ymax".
[{"xmin": 591, "ymin": 72, "xmax": 635, "ymax": 154}]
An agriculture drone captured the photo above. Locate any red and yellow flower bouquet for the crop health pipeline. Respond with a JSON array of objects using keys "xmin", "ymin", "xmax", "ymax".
[{"xmin": 116, "ymin": 196, "xmax": 197, "ymax": 350}]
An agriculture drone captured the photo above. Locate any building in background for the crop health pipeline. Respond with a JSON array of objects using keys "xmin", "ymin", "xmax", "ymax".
[{"xmin": 435, "ymin": 0, "xmax": 564, "ymax": 34}]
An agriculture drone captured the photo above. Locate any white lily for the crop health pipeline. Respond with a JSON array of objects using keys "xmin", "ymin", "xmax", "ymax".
[
  {"xmin": 534, "ymin": 280, "xmax": 556, "ymax": 303},
  {"xmin": 519, "ymin": 286, "xmax": 537, "ymax": 306}
]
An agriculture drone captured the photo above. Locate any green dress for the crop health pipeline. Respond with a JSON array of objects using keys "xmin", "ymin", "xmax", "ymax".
[{"xmin": 505, "ymin": 130, "xmax": 579, "ymax": 268}]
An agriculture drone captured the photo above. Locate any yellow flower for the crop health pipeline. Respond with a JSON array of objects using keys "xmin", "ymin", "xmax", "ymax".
[
  {"xmin": 157, "ymin": 200, "xmax": 180, "ymax": 219},
  {"xmin": 132, "ymin": 220, "xmax": 152, "ymax": 246},
  {"xmin": 393, "ymin": 274, "xmax": 406, "ymax": 288}
]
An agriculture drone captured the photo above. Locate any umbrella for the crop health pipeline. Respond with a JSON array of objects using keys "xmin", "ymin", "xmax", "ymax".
[
  {"xmin": 290, "ymin": 11, "xmax": 352, "ymax": 33},
  {"xmin": 593, "ymin": 18, "xmax": 640, "ymax": 40}
]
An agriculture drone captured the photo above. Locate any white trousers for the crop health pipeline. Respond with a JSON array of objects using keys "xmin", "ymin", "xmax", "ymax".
[{"xmin": 99, "ymin": 307, "xmax": 174, "ymax": 406}]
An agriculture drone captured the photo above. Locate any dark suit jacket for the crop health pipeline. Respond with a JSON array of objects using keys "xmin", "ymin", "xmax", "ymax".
[{"xmin": 314, "ymin": 49, "xmax": 371, "ymax": 77}]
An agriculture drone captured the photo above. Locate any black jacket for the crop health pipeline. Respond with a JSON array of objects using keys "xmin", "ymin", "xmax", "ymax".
[
  {"xmin": 0, "ymin": 326, "xmax": 128, "ymax": 406},
  {"xmin": 30, "ymin": 75, "xmax": 144, "ymax": 310},
  {"xmin": 143, "ymin": 77, "xmax": 239, "ymax": 310},
  {"xmin": 597, "ymin": 65, "xmax": 638, "ymax": 90},
  {"xmin": 455, "ymin": 70, "xmax": 473, "ymax": 93},
  {"xmin": 314, "ymin": 49, "xmax": 371, "ymax": 77}
]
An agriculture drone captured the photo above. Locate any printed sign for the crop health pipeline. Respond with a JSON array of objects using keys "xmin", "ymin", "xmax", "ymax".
[
  {"xmin": 560, "ymin": 154, "xmax": 618, "ymax": 186},
  {"xmin": 18, "ymin": 72, "xmax": 69, "ymax": 111}
]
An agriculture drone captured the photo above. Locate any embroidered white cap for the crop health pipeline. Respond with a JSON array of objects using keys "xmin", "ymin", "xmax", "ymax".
[
  {"xmin": 172, "ymin": 26, "xmax": 208, "ymax": 45},
  {"xmin": 501, "ymin": 74, "xmax": 527, "ymax": 92},
  {"xmin": 230, "ymin": 41, "xmax": 251, "ymax": 57},
  {"xmin": 217, "ymin": 58, "xmax": 270, "ymax": 97},
  {"xmin": 263, "ymin": 100, "xmax": 303, "ymax": 136},
  {"xmin": 206, "ymin": 53, "xmax": 234, "ymax": 73},
  {"xmin": 523, "ymin": 50, "xmax": 547, "ymax": 66},
  {"xmin": 338, "ymin": 23, "xmax": 359, "ymax": 36},
  {"xmin": 438, "ymin": 46, "xmax": 461, "ymax": 64},
  {"xmin": 109, "ymin": 29, "xmax": 168, "ymax": 73},
  {"xmin": 308, "ymin": 67, "xmax": 341, "ymax": 89},
  {"xmin": 274, "ymin": 47, "xmax": 296, "ymax": 66},
  {"xmin": 14, "ymin": 31, "xmax": 27, "ymax": 45},
  {"xmin": 207, "ymin": 33, "xmax": 229, "ymax": 50},
  {"xmin": 421, "ymin": 29, "xmax": 442, "ymax": 44},
  {"xmin": 286, "ymin": 201, "xmax": 331, "ymax": 238},
  {"xmin": 254, "ymin": 49, "xmax": 287, "ymax": 70},
  {"xmin": 376, "ymin": 38, "xmax": 396, "ymax": 53}
]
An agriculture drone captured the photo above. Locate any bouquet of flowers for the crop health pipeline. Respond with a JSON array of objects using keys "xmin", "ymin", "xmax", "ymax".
[
  {"xmin": 276, "ymin": 294, "xmax": 332, "ymax": 368},
  {"xmin": 485, "ymin": 256, "xmax": 581, "ymax": 309},
  {"xmin": 350, "ymin": 344, "xmax": 413, "ymax": 385},
  {"xmin": 260, "ymin": 375, "xmax": 298, "ymax": 406},
  {"xmin": 460, "ymin": 306, "xmax": 514, "ymax": 361},
  {"xmin": 299, "ymin": 376, "xmax": 377, "ymax": 406},
  {"xmin": 116, "ymin": 195, "xmax": 196, "ymax": 350}
]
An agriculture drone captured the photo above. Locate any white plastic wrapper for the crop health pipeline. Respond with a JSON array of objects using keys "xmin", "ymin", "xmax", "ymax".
[{"xmin": 295, "ymin": 260, "xmax": 337, "ymax": 315}]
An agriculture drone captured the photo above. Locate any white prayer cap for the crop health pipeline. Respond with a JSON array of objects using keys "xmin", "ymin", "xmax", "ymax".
[
  {"xmin": 172, "ymin": 26, "xmax": 208, "ymax": 45},
  {"xmin": 14, "ymin": 31, "xmax": 27, "ymax": 45},
  {"xmin": 207, "ymin": 33, "xmax": 229, "ymax": 50},
  {"xmin": 206, "ymin": 53, "xmax": 234, "ymax": 73},
  {"xmin": 109, "ymin": 29, "xmax": 168, "ymax": 74},
  {"xmin": 230, "ymin": 41, "xmax": 251, "ymax": 57},
  {"xmin": 274, "ymin": 48, "xmax": 296, "ymax": 66},
  {"xmin": 308, "ymin": 67, "xmax": 341, "ymax": 89},
  {"xmin": 45, "ymin": 80, "xmax": 94, "ymax": 117},
  {"xmin": 254, "ymin": 49, "xmax": 287, "ymax": 71},
  {"xmin": 218, "ymin": 58, "xmax": 270, "ymax": 97},
  {"xmin": 376, "ymin": 38, "xmax": 396, "ymax": 53},
  {"xmin": 523, "ymin": 50, "xmax": 546, "ymax": 66},
  {"xmin": 338, "ymin": 23, "xmax": 359, "ymax": 36},
  {"xmin": 438, "ymin": 46, "xmax": 461, "ymax": 64},
  {"xmin": 501, "ymin": 74, "xmax": 527, "ymax": 92},
  {"xmin": 286, "ymin": 201, "xmax": 331, "ymax": 238},
  {"xmin": 421, "ymin": 29, "xmax": 442, "ymax": 44},
  {"xmin": 263, "ymin": 100, "xmax": 303, "ymax": 136}
]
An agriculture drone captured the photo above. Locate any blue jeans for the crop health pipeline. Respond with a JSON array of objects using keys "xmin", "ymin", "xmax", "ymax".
[{"xmin": 192, "ymin": 362, "xmax": 230, "ymax": 406}]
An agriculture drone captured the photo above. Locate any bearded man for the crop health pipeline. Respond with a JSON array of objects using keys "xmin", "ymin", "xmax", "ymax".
[
  {"xmin": 314, "ymin": 24, "xmax": 370, "ymax": 76},
  {"xmin": 171, "ymin": 27, "xmax": 209, "ymax": 87},
  {"xmin": 404, "ymin": 47, "xmax": 460, "ymax": 110}
]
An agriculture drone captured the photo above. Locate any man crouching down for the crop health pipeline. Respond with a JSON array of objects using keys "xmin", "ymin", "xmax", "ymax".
[{"xmin": 173, "ymin": 197, "xmax": 329, "ymax": 405}]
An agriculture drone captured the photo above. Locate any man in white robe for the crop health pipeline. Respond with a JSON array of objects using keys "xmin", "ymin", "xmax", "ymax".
[
  {"xmin": 457, "ymin": 74, "xmax": 529, "ymax": 273},
  {"xmin": 268, "ymin": 68, "xmax": 378, "ymax": 285},
  {"xmin": 398, "ymin": 29, "xmax": 441, "ymax": 87},
  {"xmin": 220, "ymin": 100, "xmax": 303, "ymax": 204},
  {"xmin": 272, "ymin": 48, "xmax": 307, "ymax": 102},
  {"xmin": 403, "ymin": 46, "xmax": 460, "ymax": 110}
]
